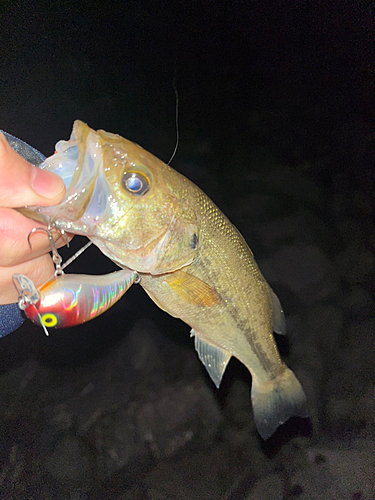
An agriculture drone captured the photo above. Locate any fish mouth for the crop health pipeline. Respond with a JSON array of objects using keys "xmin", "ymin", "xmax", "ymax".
[{"xmin": 19, "ymin": 121, "xmax": 112, "ymax": 236}]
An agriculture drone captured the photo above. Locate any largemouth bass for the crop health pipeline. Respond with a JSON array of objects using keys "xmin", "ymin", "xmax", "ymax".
[{"xmin": 20, "ymin": 121, "xmax": 308, "ymax": 439}]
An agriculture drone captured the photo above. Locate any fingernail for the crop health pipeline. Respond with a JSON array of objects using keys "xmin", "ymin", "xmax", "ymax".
[{"xmin": 31, "ymin": 168, "xmax": 65, "ymax": 199}]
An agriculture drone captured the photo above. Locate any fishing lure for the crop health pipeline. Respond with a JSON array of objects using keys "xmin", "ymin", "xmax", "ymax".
[{"xmin": 13, "ymin": 229, "xmax": 139, "ymax": 335}]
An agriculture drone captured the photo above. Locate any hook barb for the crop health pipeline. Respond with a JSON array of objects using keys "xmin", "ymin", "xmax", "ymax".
[{"xmin": 27, "ymin": 227, "xmax": 63, "ymax": 274}]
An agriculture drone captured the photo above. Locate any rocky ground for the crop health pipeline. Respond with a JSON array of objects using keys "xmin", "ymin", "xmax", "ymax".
[{"xmin": 1, "ymin": 2, "xmax": 374, "ymax": 499}]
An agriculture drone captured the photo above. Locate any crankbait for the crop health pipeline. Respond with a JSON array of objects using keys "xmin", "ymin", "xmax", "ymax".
[{"xmin": 13, "ymin": 228, "xmax": 139, "ymax": 335}]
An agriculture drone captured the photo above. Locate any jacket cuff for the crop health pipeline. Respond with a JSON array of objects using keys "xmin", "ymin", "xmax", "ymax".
[{"xmin": 0, "ymin": 303, "xmax": 25, "ymax": 338}]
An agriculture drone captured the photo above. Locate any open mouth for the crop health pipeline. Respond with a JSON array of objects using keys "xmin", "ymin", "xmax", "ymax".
[{"xmin": 18, "ymin": 121, "xmax": 106, "ymax": 233}]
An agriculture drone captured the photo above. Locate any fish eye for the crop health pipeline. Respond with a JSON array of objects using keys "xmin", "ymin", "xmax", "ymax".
[{"xmin": 122, "ymin": 172, "xmax": 149, "ymax": 195}]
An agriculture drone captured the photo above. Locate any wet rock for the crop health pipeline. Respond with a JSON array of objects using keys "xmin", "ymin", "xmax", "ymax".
[
  {"xmin": 144, "ymin": 443, "xmax": 243, "ymax": 500},
  {"xmin": 94, "ymin": 378, "xmax": 222, "ymax": 478},
  {"xmin": 0, "ymin": 317, "xmax": 223, "ymax": 495},
  {"xmin": 245, "ymin": 473, "xmax": 284, "ymax": 500},
  {"xmin": 123, "ymin": 319, "xmax": 165, "ymax": 374},
  {"xmin": 289, "ymin": 444, "xmax": 375, "ymax": 499},
  {"xmin": 44, "ymin": 434, "xmax": 94, "ymax": 491}
]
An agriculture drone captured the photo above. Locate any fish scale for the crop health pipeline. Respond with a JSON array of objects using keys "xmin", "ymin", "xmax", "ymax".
[{"xmin": 145, "ymin": 186, "xmax": 281, "ymax": 379}]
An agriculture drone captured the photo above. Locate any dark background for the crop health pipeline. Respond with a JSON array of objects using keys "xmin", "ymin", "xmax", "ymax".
[{"xmin": 0, "ymin": 1, "xmax": 374, "ymax": 499}]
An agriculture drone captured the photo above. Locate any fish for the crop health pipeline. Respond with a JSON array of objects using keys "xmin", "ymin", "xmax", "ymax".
[{"xmin": 18, "ymin": 120, "xmax": 308, "ymax": 439}]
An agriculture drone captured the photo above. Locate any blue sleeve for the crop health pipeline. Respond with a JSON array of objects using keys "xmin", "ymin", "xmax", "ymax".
[
  {"xmin": 0, "ymin": 303, "xmax": 25, "ymax": 337},
  {"xmin": 0, "ymin": 132, "xmax": 44, "ymax": 338}
]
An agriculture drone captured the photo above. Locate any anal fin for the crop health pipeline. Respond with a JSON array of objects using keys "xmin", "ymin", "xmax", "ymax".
[{"xmin": 191, "ymin": 329, "xmax": 231, "ymax": 388}]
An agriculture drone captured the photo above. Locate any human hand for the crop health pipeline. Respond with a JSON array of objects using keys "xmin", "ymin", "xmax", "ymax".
[{"xmin": 0, "ymin": 131, "xmax": 68, "ymax": 304}]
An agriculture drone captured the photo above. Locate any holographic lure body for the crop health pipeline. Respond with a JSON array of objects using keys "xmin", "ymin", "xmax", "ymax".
[{"xmin": 13, "ymin": 269, "xmax": 138, "ymax": 335}]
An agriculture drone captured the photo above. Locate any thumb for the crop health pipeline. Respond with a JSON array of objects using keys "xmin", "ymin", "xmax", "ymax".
[{"xmin": 0, "ymin": 132, "xmax": 65, "ymax": 207}]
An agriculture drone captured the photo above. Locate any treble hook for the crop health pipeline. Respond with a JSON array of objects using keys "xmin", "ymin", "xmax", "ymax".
[{"xmin": 27, "ymin": 227, "xmax": 64, "ymax": 276}]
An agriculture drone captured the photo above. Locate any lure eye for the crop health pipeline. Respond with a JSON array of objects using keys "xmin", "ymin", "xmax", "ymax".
[
  {"xmin": 122, "ymin": 172, "xmax": 149, "ymax": 195},
  {"xmin": 41, "ymin": 313, "xmax": 58, "ymax": 328}
]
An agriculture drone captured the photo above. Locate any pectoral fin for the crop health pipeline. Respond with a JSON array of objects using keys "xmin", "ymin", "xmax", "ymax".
[
  {"xmin": 269, "ymin": 286, "xmax": 286, "ymax": 335},
  {"xmin": 190, "ymin": 329, "xmax": 231, "ymax": 388},
  {"xmin": 165, "ymin": 271, "xmax": 221, "ymax": 307}
]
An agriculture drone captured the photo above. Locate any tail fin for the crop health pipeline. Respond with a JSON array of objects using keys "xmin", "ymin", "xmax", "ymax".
[{"xmin": 251, "ymin": 367, "xmax": 308, "ymax": 439}]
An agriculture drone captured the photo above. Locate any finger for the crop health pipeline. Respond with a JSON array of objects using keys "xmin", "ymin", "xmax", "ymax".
[
  {"xmin": 0, "ymin": 208, "xmax": 72, "ymax": 267},
  {"xmin": 0, "ymin": 132, "xmax": 65, "ymax": 207},
  {"xmin": 0, "ymin": 253, "xmax": 56, "ymax": 304}
]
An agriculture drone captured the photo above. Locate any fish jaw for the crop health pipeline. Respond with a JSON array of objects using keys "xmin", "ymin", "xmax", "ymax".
[{"xmin": 19, "ymin": 120, "xmax": 108, "ymax": 234}]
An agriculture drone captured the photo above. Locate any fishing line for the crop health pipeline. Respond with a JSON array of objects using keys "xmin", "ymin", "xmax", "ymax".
[
  {"xmin": 61, "ymin": 241, "xmax": 93, "ymax": 270},
  {"xmin": 167, "ymin": 71, "xmax": 179, "ymax": 165},
  {"xmin": 27, "ymin": 227, "xmax": 93, "ymax": 274}
]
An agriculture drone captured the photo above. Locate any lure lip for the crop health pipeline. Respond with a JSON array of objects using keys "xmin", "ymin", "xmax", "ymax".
[
  {"xmin": 12, "ymin": 273, "xmax": 49, "ymax": 336},
  {"xmin": 12, "ymin": 273, "xmax": 41, "ymax": 308}
]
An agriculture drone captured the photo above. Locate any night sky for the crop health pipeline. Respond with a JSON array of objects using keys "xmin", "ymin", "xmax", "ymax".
[{"xmin": 1, "ymin": 2, "xmax": 372, "ymax": 170}]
